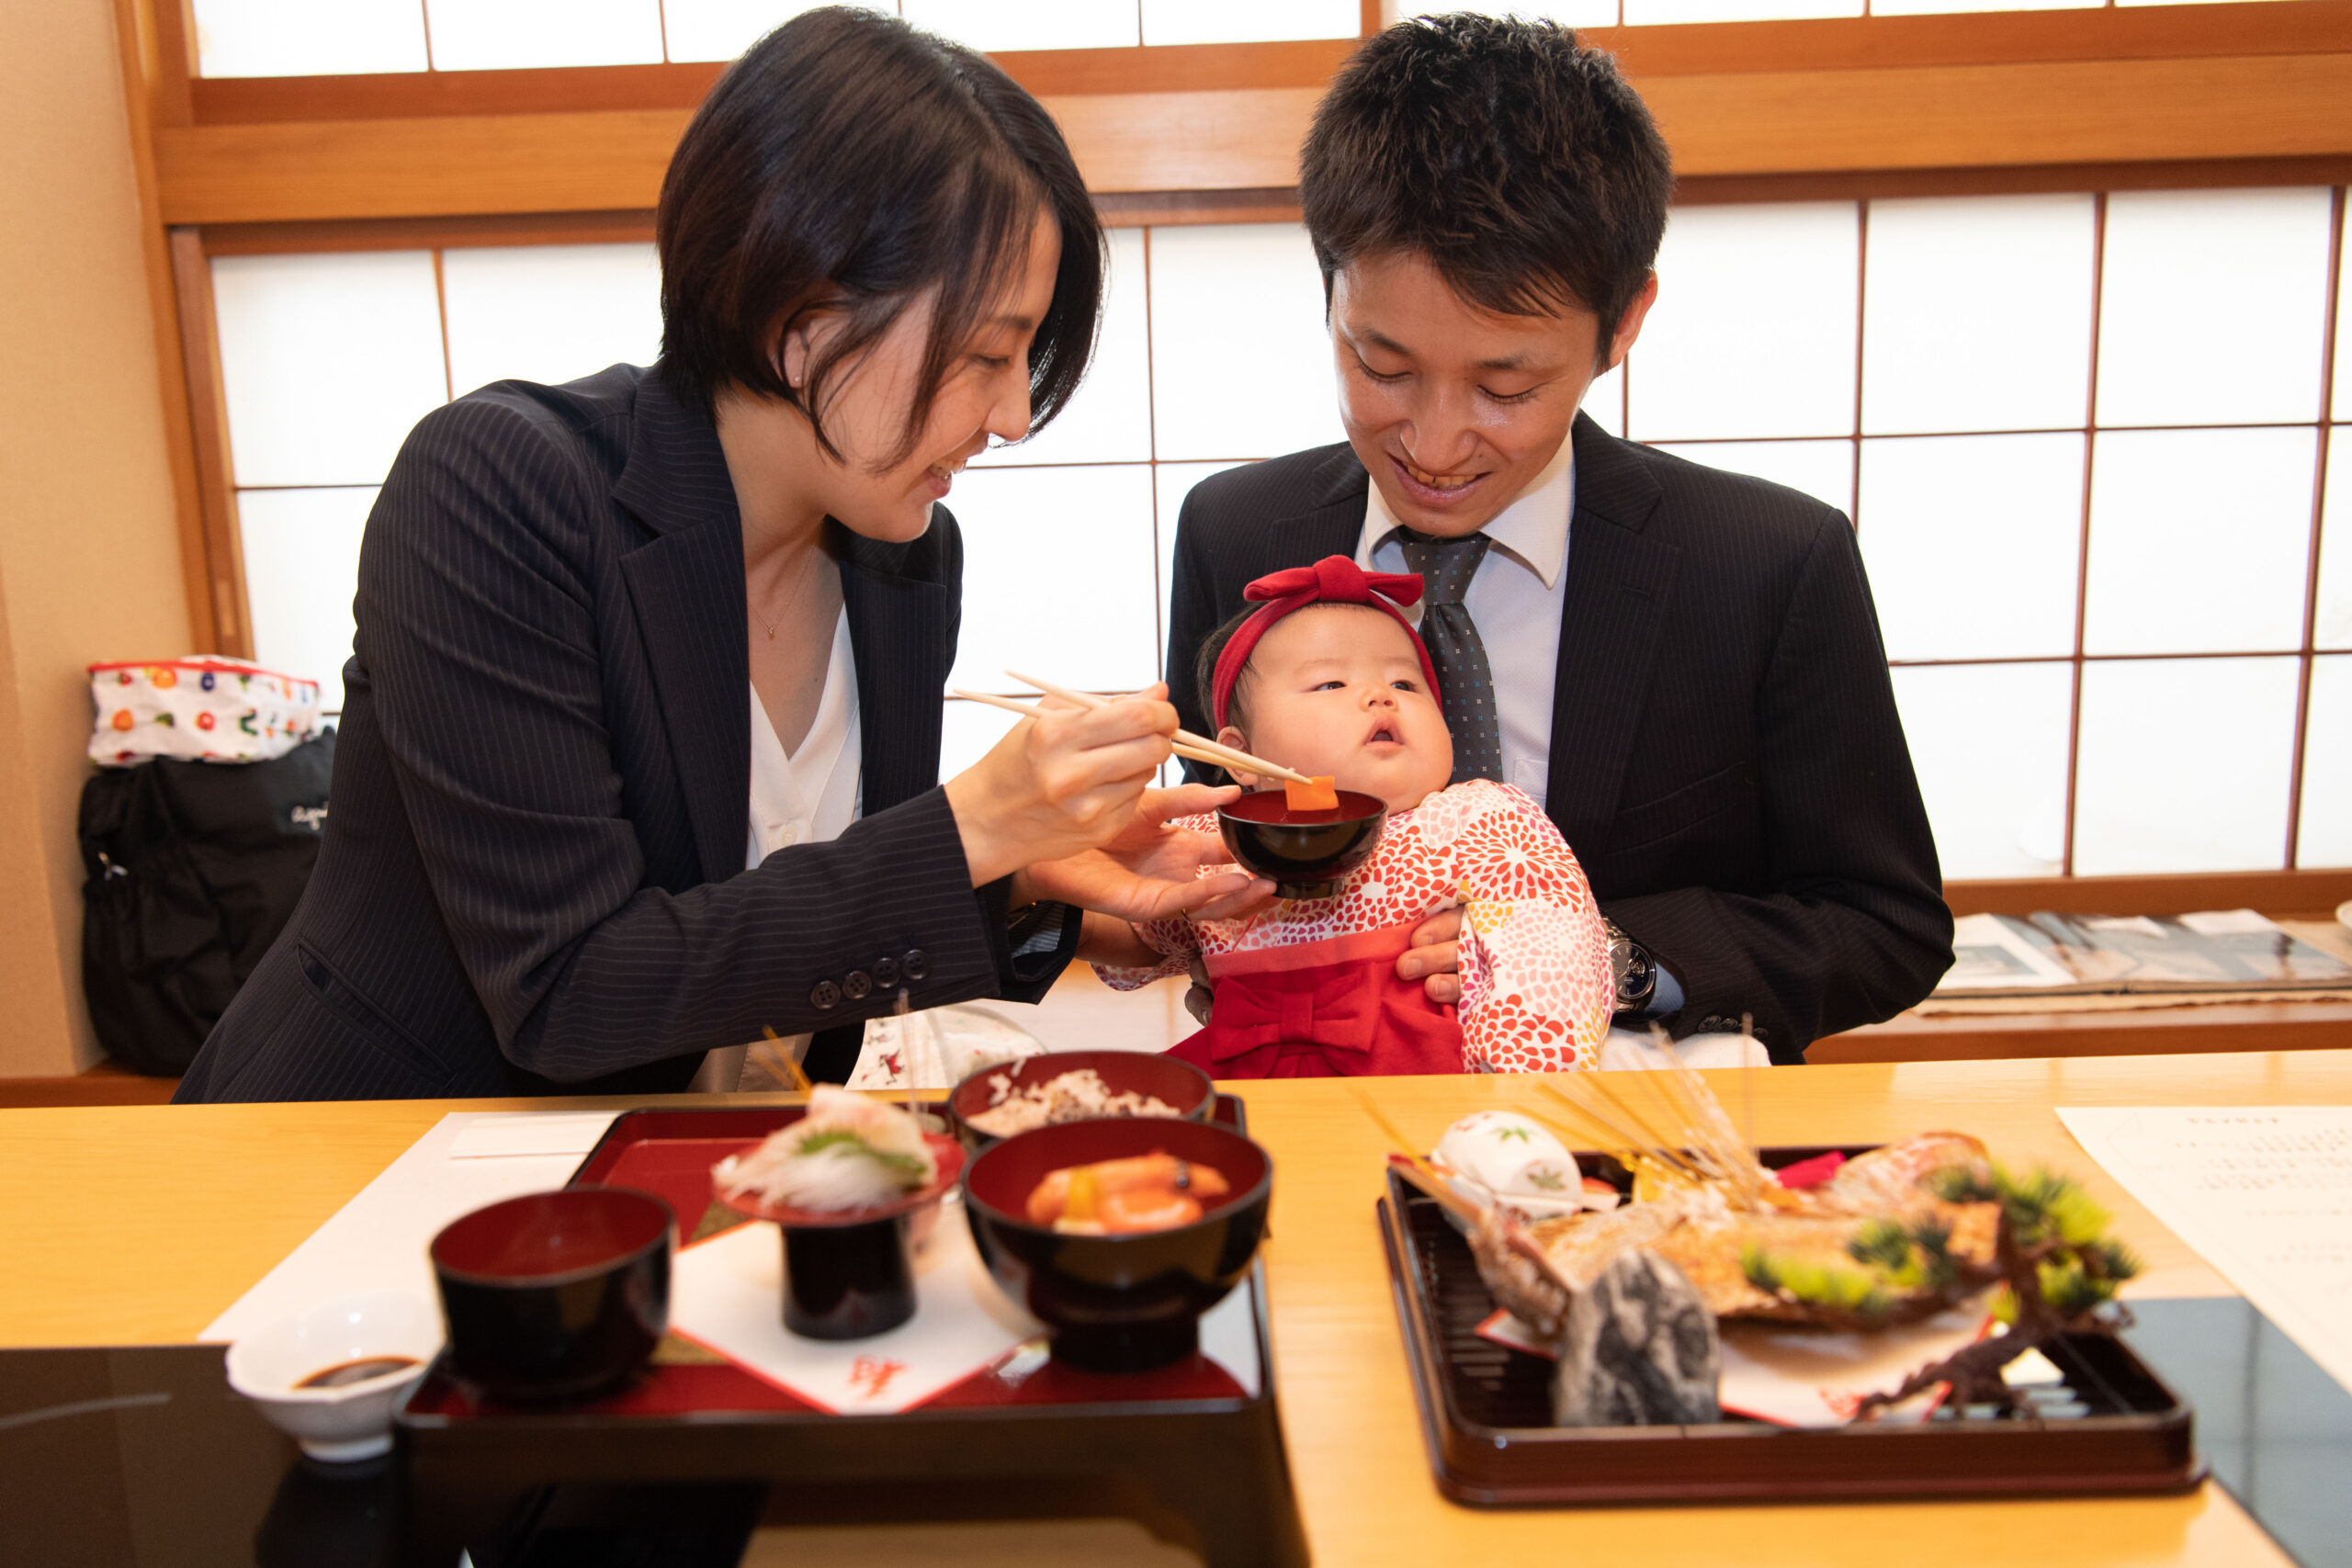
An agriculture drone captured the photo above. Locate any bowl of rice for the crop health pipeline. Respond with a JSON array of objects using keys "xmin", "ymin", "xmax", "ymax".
[{"xmin": 947, "ymin": 1050, "xmax": 1214, "ymax": 1156}]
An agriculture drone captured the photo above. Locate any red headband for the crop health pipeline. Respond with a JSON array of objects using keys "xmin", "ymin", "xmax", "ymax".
[{"xmin": 1209, "ymin": 555, "xmax": 1442, "ymax": 730}]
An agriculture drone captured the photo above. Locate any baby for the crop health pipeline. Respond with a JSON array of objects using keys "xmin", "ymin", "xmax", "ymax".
[{"xmin": 1091, "ymin": 556, "xmax": 1613, "ymax": 1077}]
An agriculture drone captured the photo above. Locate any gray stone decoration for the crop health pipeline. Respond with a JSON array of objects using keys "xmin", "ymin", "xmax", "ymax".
[{"xmin": 1552, "ymin": 1249, "xmax": 1722, "ymax": 1427}]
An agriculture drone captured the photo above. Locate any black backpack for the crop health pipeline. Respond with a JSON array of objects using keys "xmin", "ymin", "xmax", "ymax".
[{"xmin": 77, "ymin": 733, "xmax": 334, "ymax": 1076}]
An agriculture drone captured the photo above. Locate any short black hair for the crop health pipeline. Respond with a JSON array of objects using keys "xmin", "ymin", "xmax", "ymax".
[
  {"xmin": 655, "ymin": 6, "xmax": 1102, "ymax": 464},
  {"xmin": 1301, "ymin": 13, "xmax": 1673, "ymax": 347}
]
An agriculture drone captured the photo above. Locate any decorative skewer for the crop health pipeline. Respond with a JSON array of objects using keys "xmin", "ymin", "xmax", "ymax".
[
  {"xmin": 1641, "ymin": 1025, "xmax": 1770, "ymax": 1203},
  {"xmin": 1347, "ymin": 1086, "xmax": 1488, "ymax": 1221},
  {"xmin": 1385, "ymin": 1153, "xmax": 1488, "ymax": 1226},
  {"xmin": 1570, "ymin": 1070, "xmax": 1719, "ymax": 1182},
  {"xmin": 1534, "ymin": 1080, "xmax": 1709, "ymax": 1187},
  {"xmin": 896, "ymin": 987, "xmax": 919, "ymax": 1125},
  {"xmin": 1001, "ymin": 668, "xmax": 1318, "ymax": 785},
  {"xmin": 761, "ymin": 1025, "xmax": 814, "ymax": 1096},
  {"xmin": 1523, "ymin": 1084, "xmax": 1651, "ymax": 1167}
]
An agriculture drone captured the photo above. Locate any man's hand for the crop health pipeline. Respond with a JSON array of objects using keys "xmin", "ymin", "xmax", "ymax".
[
  {"xmin": 1397, "ymin": 906, "xmax": 1464, "ymax": 1004},
  {"xmin": 1019, "ymin": 784, "xmax": 1275, "ymax": 925}
]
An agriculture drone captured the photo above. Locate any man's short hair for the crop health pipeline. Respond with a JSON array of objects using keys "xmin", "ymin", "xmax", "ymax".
[
  {"xmin": 1301, "ymin": 13, "xmax": 1673, "ymax": 346},
  {"xmin": 656, "ymin": 6, "xmax": 1102, "ymax": 465}
]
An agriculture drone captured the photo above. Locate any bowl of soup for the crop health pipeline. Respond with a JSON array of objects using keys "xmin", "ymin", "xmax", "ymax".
[
  {"xmin": 1216, "ymin": 788, "xmax": 1385, "ymax": 899},
  {"xmin": 428, "ymin": 1186, "xmax": 673, "ymax": 1403},
  {"xmin": 961, "ymin": 1118, "xmax": 1272, "ymax": 1374}
]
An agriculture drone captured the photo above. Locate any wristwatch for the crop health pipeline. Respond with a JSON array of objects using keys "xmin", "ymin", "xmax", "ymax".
[{"xmin": 1603, "ymin": 918, "xmax": 1657, "ymax": 1015}]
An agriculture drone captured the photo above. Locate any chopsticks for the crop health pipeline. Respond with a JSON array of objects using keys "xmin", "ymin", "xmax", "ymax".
[
  {"xmin": 1008, "ymin": 669, "xmax": 1317, "ymax": 785},
  {"xmin": 947, "ymin": 669, "xmax": 1316, "ymax": 786},
  {"xmin": 950, "ymin": 690, "xmax": 1288, "ymax": 783}
]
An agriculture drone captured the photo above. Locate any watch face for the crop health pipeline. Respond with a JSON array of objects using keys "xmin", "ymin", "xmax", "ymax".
[{"xmin": 1614, "ymin": 945, "xmax": 1654, "ymax": 1006}]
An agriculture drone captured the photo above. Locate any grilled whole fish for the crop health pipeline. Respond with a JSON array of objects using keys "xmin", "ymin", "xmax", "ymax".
[{"xmin": 1467, "ymin": 1133, "xmax": 2000, "ymax": 1331}]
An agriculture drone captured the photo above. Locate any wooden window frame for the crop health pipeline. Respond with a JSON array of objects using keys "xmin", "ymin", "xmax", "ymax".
[{"xmin": 115, "ymin": 0, "xmax": 2352, "ymax": 900}]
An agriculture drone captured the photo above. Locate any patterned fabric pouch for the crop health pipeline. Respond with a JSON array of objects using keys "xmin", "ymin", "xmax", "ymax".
[{"xmin": 88, "ymin": 658, "xmax": 322, "ymax": 765}]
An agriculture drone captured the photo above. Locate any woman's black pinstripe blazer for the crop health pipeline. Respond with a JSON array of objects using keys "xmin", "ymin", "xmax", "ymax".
[{"xmin": 175, "ymin": 365, "xmax": 1072, "ymax": 1103}]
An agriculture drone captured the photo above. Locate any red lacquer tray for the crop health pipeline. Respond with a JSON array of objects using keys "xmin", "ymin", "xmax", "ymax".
[
  {"xmin": 396, "ymin": 1096, "xmax": 1307, "ymax": 1568},
  {"xmin": 1380, "ymin": 1156, "xmax": 2203, "ymax": 1507}
]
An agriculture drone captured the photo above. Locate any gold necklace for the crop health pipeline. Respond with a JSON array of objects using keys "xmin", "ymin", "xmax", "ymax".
[{"xmin": 752, "ymin": 556, "xmax": 822, "ymax": 641}]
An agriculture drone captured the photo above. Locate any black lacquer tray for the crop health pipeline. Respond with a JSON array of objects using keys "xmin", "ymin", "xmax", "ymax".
[
  {"xmin": 1379, "ymin": 1156, "xmax": 2204, "ymax": 1507},
  {"xmin": 395, "ymin": 1096, "xmax": 1307, "ymax": 1568}
]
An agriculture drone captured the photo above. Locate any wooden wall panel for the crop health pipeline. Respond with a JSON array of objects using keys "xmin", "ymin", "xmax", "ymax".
[
  {"xmin": 153, "ymin": 53, "xmax": 2352, "ymax": 225},
  {"xmin": 1046, "ymin": 86, "xmax": 1323, "ymax": 193},
  {"xmin": 155, "ymin": 109, "xmax": 694, "ymax": 224},
  {"xmin": 114, "ymin": 0, "xmax": 213, "ymax": 651},
  {"xmin": 164, "ymin": 229, "xmax": 250, "ymax": 659},
  {"xmin": 1648, "ymin": 52, "xmax": 2352, "ymax": 175}
]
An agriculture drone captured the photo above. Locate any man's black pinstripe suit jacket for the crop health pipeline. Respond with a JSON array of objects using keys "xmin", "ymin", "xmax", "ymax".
[
  {"xmin": 176, "ymin": 365, "xmax": 1071, "ymax": 1103},
  {"xmin": 1166, "ymin": 414, "xmax": 1954, "ymax": 1062}
]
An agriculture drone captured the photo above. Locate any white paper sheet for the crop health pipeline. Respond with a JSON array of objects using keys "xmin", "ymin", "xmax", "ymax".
[
  {"xmin": 668, "ymin": 1203, "xmax": 1043, "ymax": 1414},
  {"xmin": 669, "ymin": 1202, "xmax": 1266, "ymax": 1413},
  {"xmin": 446, "ymin": 1111, "xmax": 624, "ymax": 1158},
  {"xmin": 2059, "ymin": 1106, "xmax": 2352, "ymax": 1395},
  {"xmin": 201, "ymin": 1111, "xmax": 617, "ymax": 1344}
]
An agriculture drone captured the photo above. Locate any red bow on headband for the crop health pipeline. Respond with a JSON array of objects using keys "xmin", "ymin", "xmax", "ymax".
[{"xmin": 1210, "ymin": 556, "xmax": 1443, "ymax": 730}]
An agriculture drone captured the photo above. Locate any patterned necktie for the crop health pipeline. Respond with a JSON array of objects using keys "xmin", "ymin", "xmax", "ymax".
[{"xmin": 1395, "ymin": 528, "xmax": 1503, "ymax": 784}]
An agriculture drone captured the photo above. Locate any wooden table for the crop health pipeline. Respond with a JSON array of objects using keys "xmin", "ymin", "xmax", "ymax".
[{"xmin": 8, "ymin": 1051, "xmax": 2346, "ymax": 1566}]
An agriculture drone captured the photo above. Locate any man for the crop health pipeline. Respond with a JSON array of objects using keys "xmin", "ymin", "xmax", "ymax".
[{"xmin": 1166, "ymin": 14, "xmax": 1951, "ymax": 1062}]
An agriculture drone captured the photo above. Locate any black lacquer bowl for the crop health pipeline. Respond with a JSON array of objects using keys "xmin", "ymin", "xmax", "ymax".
[
  {"xmin": 1217, "ymin": 788, "xmax": 1386, "ymax": 898},
  {"xmin": 429, "ymin": 1186, "xmax": 673, "ymax": 1403},
  {"xmin": 717, "ymin": 1134, "xmax": 966, "ymax": 1342},
  {"xmin": 947, "ymin": 1049, "xmax": 1215, "ymax": 1157},
  {"xmin": 962, "ymin": 1119, "xmax": 1272, "ymax": 1374}
]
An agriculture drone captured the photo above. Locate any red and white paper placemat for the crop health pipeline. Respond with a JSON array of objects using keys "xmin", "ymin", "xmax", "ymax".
[{"xmin": 668, "ymin": 1199, "xmax": 1042, "ymax": 1414}]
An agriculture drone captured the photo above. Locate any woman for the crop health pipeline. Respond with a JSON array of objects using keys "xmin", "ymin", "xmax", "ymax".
[{"xmin": 175, "ymin": 8, "xmax": 1264, "ymax": 1103}]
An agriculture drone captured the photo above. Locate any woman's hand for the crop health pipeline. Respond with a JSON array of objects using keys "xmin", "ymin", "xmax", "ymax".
[
  {"xmin": 1397, "ymin": 906, "xmax": 1464, "ymax": 1003},
  {"xmin": 944, "ymin": 686, "xmax": 1182, "ymax": 886},
  {"xmin": 1018, "ymin": 783, "xmax": 1274, "ymax": 924}
]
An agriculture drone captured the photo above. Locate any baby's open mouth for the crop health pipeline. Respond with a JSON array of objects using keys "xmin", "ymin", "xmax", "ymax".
[{"xmin": 1363, "ymin": 721, "xmax": 1403, "ymax": 746}]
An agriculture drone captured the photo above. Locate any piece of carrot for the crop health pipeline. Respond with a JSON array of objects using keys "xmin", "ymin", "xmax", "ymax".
[{"xmin": 1283, "ymin": 774, "xmax": 1339, "ymax": 811}]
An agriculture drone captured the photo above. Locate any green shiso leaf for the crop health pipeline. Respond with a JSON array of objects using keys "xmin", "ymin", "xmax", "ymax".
[{"xmin": 794, "ymin": 1128, "xmax": 927, "ymax": 1183}]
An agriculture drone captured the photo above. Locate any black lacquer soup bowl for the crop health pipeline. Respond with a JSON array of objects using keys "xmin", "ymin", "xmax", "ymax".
[
  {"xmin": 428, "ymin": 1186, "xmax": 673, "ymax": 1403},
  {"xmin": 1217, "ymin": 788, "xmax": 1386, "ymax": 899},
  {"xmin": 962, "ymin": 1118, "xmax": 1272, "ymax": 1374}
]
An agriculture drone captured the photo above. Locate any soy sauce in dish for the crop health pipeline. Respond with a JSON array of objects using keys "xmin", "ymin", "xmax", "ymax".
[{"xmin": 294, "ymin": 1354, "xmax": 420, "ymax": 1390}]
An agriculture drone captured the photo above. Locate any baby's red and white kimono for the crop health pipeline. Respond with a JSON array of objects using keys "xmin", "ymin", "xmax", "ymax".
[{"xmin": 1096, "ymin": 779, "xmax": 1614, "ymax": 1077}]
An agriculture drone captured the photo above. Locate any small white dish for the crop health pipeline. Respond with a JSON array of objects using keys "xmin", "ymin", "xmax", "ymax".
[
  {"xmin": 1430, "ymin": 1110, "xmax": 1617, "ymax": 1226},
  {"xmin": 224, "ymin": 1289, "xmax": 441, "ymax": 1461}
]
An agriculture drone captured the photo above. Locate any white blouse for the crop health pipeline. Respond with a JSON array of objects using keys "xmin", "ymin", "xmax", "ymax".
[
  {"xmin": 746, "ymin": 605, "xmax": 862, "ymax": 871},
  {"xmin": 690, "ymin": 607, "xmax": 861, "ymax": 1092}
]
